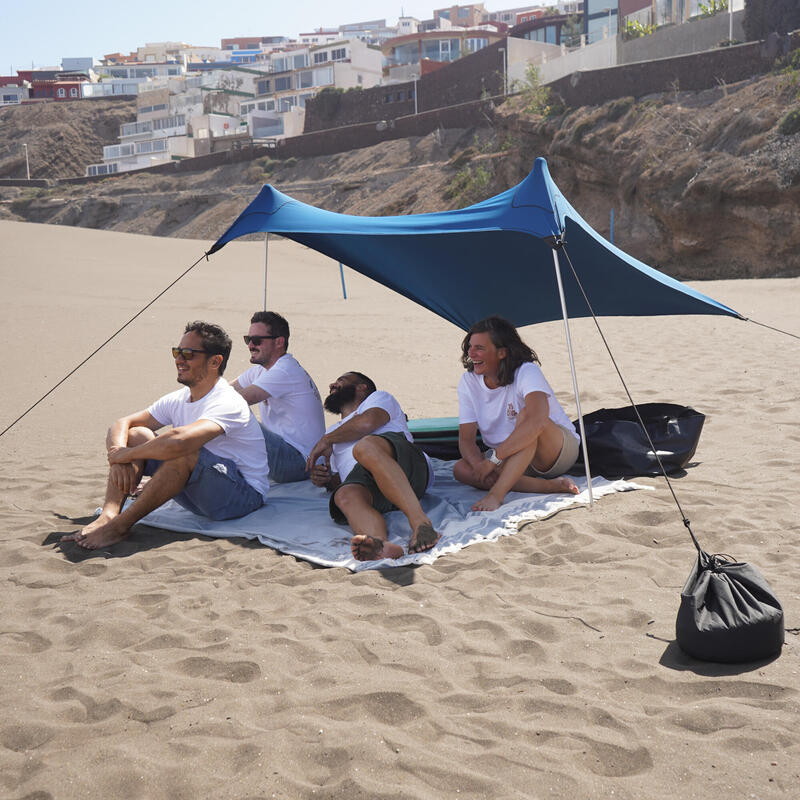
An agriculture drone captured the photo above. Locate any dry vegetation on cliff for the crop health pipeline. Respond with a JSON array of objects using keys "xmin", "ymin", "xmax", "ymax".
[{"xmin": 1, "ymin": 69, "xmax": 799, "ymax": 279}]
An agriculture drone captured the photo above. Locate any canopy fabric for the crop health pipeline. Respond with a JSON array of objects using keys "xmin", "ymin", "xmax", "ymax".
[{"xmin": 209, "ymin": 157, "xmax": 742, "ymax": 331}]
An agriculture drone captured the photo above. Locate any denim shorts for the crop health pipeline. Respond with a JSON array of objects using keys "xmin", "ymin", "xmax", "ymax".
[
  {"xmin": 145, "ymin": 447, "xmax": 263, "ymax": 521},
  {"xmin": 260, "ymin": 423, "xmax": 308, "ymax": 483}
]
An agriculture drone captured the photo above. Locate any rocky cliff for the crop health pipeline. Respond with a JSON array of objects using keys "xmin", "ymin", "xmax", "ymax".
[{"xmin": 2, "ymin": 70, "xmax": 799, "ymax": 280}]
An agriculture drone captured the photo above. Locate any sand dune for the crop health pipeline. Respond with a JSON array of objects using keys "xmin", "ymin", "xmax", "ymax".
[{"xmin": 1, "ymin": 220, "xmax": 798, "ymax": 799}]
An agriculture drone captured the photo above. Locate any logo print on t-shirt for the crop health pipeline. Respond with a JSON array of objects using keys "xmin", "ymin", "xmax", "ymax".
[{"xmin": 506, "ymin": 403, "xmax": 517, "ymax": 420}]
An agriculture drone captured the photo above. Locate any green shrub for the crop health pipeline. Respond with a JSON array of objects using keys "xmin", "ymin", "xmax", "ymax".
[
  {"xmin": 778, "ymin": 107, "xmax": 800, "ymax": 135},
  {"xmin": 519, "ymin": 64, "xmax": 551, "ymax": 116}
]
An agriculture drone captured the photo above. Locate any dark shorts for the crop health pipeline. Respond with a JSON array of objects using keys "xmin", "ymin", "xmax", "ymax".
[
  {"xmin": 144, "ymin": 447, "xmax": 264, "ymax": 521},
  {"xmin": 329, "ymin": 432, "xmax": 430, "ymax": 524}
]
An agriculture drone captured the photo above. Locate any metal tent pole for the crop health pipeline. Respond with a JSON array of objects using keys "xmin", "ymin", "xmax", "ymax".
[
  {"xmin": 264, "ymin": 233, "xmax": 269, "ymax": 311},
  {"xmin": 552, "ymin": 247, "xmax": 594, "ymax": 506}
]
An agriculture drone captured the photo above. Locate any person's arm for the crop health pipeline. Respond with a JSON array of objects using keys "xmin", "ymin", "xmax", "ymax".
[
  {"xmin": 494, "ymin": 391, "xmax": 549, "ymax": 461},
  {"xmin": 305, "ymin": 407, "xmax": 390, "ymax": 472},
  {"xmin": 232, "ymin": 380, "xmax": 271, "ymax": 407},
  {"xmin": 105, "ymin": 410, "xmax": 162, "ymax": 495},
  {"xmin": 107, "ymin": 418, "xmax": 224, "ymax": 465},
  {"xmin": 458, "ymin": 421, "xmax": 498, "ymax": 484}
]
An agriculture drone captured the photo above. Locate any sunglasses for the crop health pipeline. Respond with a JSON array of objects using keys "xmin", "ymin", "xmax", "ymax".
[
  {"xmin": 243, "ymin": 335, "xmax": 279, "ymax": 346},
  {"xmin": 172, "ymin": 347, "xmax": 209, "ymax": 360}
]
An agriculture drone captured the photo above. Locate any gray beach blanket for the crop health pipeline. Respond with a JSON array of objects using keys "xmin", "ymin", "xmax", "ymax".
[{"xmin": 137, "ymin": 458, "xmax": 648, "ymax": 571}]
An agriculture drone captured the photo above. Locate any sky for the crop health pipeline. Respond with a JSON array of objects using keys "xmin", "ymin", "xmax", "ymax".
[{"xmin": 1, "ymin": 0, "xmax": 438, "ymax": 74}]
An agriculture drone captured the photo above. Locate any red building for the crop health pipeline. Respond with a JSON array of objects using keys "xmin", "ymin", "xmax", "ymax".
[{"xmin": 28, "ymin": 77, "xmax": 87, "ymax": 100}]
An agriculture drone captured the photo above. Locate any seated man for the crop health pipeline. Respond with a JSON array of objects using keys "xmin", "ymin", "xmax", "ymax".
[
  {"xmin": 232, "ymin": 311, "xmax": 325, "ymax": 483},
  {"xmin": 62, "ymin": 321, "xmax": 269, "ymax": 550},
  {"xmin": 307, "ymin": 371, "xmax": 439, "ymax": 562}
]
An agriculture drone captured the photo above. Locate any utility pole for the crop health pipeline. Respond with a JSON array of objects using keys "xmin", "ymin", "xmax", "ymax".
[{"xmin": 22, "ymin": 143, "xmax": 30, "ymax": 180}]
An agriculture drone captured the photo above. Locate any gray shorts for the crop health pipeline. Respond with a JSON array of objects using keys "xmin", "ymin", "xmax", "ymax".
[
  {"xmin": 329, "ymin": 432, "xmax": 430, "ymax": 524},
  {"xmin": 526, "ymin": 424, "xmax": 580, "ymax": 479}
]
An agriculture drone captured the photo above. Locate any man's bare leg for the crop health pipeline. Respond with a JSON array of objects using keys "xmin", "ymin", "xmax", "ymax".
[
  {"xmin": 62, "ymin": 426, "xmax": 154, "ymax": 543},
  {"xmin": 334, "ymin": 484, "xmax": 405, "ymax": 561},
  {"xmin": 62, "ymin": 453, "xmax": 196, "ymax": 550},
  {"xmin": 352, "ymin": 436, "xmax": 439, "ymax": 555}
]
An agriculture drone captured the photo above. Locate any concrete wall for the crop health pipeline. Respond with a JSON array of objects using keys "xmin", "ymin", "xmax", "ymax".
[
  {"xmin": 548, "ymin": 31, "xmax": 799, "ymax": 107},
  {"xmin": 539, "ymin": 37, "xmax": 616, "ymax": 84},
  {"xmin": 620, "ymin": 10, "xmax": 746, "ymax": 64},
  {"xmin": 304, "ymin": 41, "xmax": 510, "ymax": 132}
]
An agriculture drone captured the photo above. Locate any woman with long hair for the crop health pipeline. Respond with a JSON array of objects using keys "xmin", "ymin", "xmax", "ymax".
[{"xmin": 454, "ymin": 315, "xmax": 579, "ymax": 511}]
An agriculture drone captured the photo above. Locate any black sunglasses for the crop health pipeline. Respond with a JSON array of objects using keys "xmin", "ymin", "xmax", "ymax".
[
  {"xmin": 172, "ymin": 347, "xmax": 209, "ymax": 360},
  {"xmin": 243, "ymin": 335, "xmax": 279, "ymax": 345}
]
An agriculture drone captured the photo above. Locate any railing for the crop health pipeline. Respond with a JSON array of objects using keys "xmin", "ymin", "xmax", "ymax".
[{"xmin": 120, "ymin": 120, "xmax": 153, "ymax": 137}]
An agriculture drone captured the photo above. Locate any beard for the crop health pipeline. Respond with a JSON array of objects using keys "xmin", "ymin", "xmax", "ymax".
[
  {"xmin": 324, "ymin": 383, "xmax": 357, "ymax": 414},
  {"xmin": 177, "ymin": 362, "xmax": 206, "ymax": 387}
]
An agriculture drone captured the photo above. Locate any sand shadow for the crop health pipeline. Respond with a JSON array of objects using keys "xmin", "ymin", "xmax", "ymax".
[
  {"xmin": 656, "ymin": 639, "xmax": 782, "ymax": 675},
  {"xmin": 43, "ymin": 520, "xmax": 265, "ymax": 563},
  {"xmin": 376, "ymin": 566, "xmax": 417, "ymax": 586}
]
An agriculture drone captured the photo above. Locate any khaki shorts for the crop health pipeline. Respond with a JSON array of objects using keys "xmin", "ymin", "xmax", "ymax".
[{"xmin": 525, "ymin": 423, "xmax": 580, "ymax": 479}]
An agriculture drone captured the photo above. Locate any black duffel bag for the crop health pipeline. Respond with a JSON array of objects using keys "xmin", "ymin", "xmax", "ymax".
[
  {"xmin": 676, "ymin": 550, "xmax": 784, "ymax": 663},
  {"xmin": 571, "ymin": 403, "xmax": 705, "ymax": 478}
]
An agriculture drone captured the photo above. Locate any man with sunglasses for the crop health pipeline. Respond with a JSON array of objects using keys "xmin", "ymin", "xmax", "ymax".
[
  {"xmin": 232, "ymin": 311, "xmax": 325, "ymax": 483},
  {"xmin": 62, "ymin": 321, "xmax": 268, "ymax": 550}
]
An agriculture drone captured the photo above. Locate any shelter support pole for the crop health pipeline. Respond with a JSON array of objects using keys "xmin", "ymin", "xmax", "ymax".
[
  {"xmin": 263, "ymin": 233, "xmax": 270, "ymax": 310},
  {"xmin": 339, "ymin": 262, "xmax": 347, "ymax": 299},
  {"xmin": 551, "ymin": 248, "xmax": 594, "ymax": 506}
]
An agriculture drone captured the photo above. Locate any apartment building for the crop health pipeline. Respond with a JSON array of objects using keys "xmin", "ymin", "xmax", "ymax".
[{"xmin": 238, "ymin": 38, "xmax": 383, "ymax": 139}]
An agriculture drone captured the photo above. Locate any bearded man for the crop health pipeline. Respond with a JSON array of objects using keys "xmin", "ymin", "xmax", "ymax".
[{"xmin": 306, "ymin": 371, "xmax": 439, "ymax": 562}]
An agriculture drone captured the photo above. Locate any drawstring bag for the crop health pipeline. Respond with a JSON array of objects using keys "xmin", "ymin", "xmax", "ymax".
[{"xmin": 676, "ymin": 550, "xmax": 784, "ymax": 663}]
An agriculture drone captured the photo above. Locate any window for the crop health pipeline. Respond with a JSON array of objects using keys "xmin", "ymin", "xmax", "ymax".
[
  {"xmin": 88, "ymin": 163, "xmax": 119, "ymax": 177},
  {"xmin": 292, "ymin": 53, "xmax": 307, "ymax": 69},
  {"xmin": 69, "ymin": 87, "xmax": 78, "ymax": 97},
  {"xmin": 272, "ymin": 57, "xmax": 288, "ymax": 73},
  {"xmin": 314, "ymin": 51, "xmax": 328, "ymax": 64},
  {"xmin": 275, "ymin": 76, "xmax": 292, "ymax": 91},
  {"xmin": 298, "ymin": 70, "xmax": 313, "ymax": 89},
  {"xmin": 314, "ymin": 66, "xmax": 334, "ymax": 86},
  {"xmin": 331, "ymin": 47, "xmax": 346, "ymax": 61},
  {"xmin": 256, "ymin": 78, "xmax": 271, "ymax": 94}
]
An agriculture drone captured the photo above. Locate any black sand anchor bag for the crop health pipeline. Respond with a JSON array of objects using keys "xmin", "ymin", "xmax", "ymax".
[
  {"xmin": 676, "ymin": 551, "xmax": 784, "ymax": 663},
  {"xmin": 570, "ymin": 403, "xmax": 705, "ymax": 478}
]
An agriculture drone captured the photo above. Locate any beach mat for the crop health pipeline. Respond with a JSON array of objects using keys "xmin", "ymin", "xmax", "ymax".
[{"xmin": 136, "ymin": 458, "xmax": 649, "ymax": 571}]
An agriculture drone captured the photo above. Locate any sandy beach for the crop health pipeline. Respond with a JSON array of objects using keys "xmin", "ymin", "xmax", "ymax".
[{"xmin": 1, "ymin": 219, "xmax": 798, "ymax": 799}]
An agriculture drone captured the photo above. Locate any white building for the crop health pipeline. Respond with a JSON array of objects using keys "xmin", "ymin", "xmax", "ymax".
[
  {"xmin": 1, "ymin": 84, "xmax": 27, "ymax": 105},
  {"xmin": 239, "ymin": 38, "xmax": 383, "ymax": 139}
]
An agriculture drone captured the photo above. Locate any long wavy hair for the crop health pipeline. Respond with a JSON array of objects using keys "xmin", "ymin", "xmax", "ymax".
[{"xmin": 461, "ymin": 316, "xmax": 539, "ymax": 386}]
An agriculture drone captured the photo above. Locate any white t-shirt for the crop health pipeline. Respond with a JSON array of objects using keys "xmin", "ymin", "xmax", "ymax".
[
  {"xmin": 458, "ymin": 362, "xmax": 578, "ymax": 449},
  {"xmin": 148, "ymin": 378, "xmax": 269, "ymax": 499},
  {"xmin": 236, "ymin": 353, "xmax": 325, "ymax": 459},
  {"xmin": 327, "ymin": 390, "xmax": 434, "ymax": 490}
]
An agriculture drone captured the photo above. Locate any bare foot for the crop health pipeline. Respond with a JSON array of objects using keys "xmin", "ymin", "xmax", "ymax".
[
  {"xmin": 350, "ymin": 534, "xmax": 404, "ymax": 561},
  {"xmin": 61, "ymin": 515, "xmax": 130, "ymax": 550},
  {"xmin": 548, "ymin": 476, "xmax": 580, "ymax": 494},
  {"xmin": 471, "ymin": 493, "xmax": 502, "ymax": 512},
  {"xmin": 409, "ymin": 522, "xmax": 440, "ymax": 553}
]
